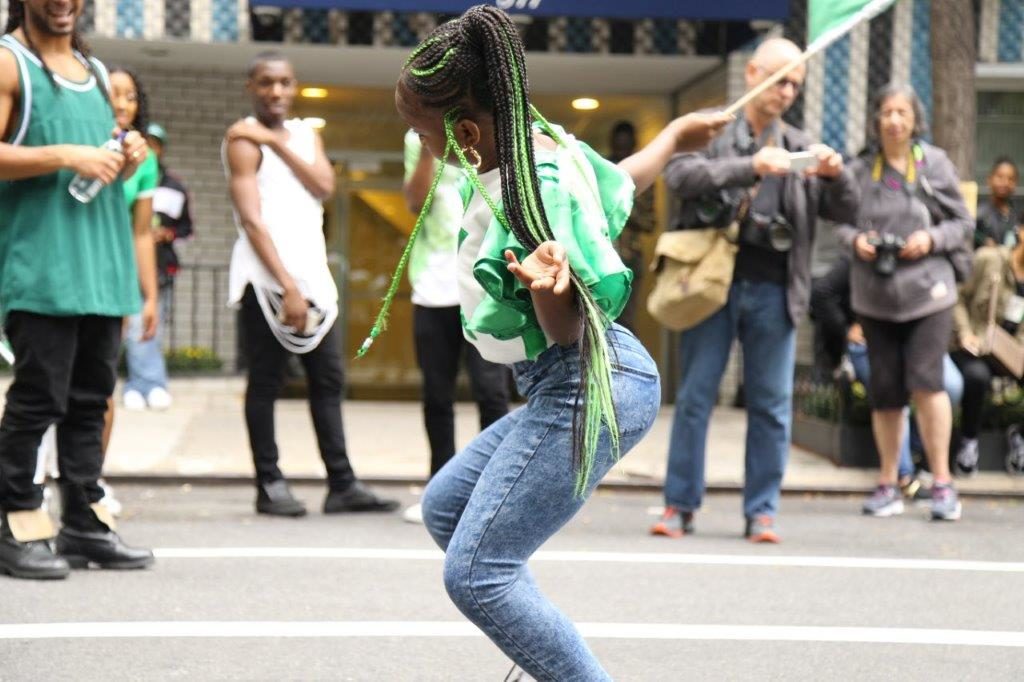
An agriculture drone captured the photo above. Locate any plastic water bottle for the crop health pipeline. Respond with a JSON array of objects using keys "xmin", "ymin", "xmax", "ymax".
[{"xmin": 68, "ymin": 131, "xmax": 127, "ymax": 203}]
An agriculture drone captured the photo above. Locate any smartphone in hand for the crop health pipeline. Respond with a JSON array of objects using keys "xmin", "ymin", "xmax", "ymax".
[{"xmin": 788, "ymin": 151, "xmax": 818, "ymax": 173}]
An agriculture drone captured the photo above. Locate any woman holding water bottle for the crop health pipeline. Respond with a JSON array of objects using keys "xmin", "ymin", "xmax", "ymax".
[{"xmin": 108, "ymin": 66, "xmax": 165, "ymax": 411}]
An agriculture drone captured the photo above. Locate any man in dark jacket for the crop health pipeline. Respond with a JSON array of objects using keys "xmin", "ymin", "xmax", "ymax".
[{"xmin": 651, "ymin": 38, "xmax": 859, "ymax": 543}]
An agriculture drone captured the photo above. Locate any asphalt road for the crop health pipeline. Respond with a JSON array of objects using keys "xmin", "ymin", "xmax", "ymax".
[{"xmin": 2, "ymin": 483, "xmax": 1022, "ymax": 681}]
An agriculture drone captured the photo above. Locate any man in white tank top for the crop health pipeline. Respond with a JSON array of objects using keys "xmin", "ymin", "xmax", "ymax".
[{"xmin": 223, "ymin": 51, "xmax": 397, "ymax": 517}]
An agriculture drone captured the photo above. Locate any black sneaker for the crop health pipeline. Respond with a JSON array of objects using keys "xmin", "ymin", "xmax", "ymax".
[
  {"xmin": 900, "ymin": 477, "xmax": 932, "ymax": 505},
  {"xmin": 1006, "ymin": 425, "xmax": 1024, "ymax": 476},
  {"xmin": 954, "ymin": 438, "xmax": 979, "ymax": 478},
  {"xmin": 256, "ymin": 480, "xmax": 307, "ymax": 517},
  {"xmin": 323, "ymin": 481, "xmax": 399, "ymax": 514}
]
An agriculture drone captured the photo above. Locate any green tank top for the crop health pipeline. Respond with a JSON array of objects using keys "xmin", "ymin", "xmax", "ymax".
[{"xmin": 0, "ymin": 34, "xmax": 140, "ymax": 321}]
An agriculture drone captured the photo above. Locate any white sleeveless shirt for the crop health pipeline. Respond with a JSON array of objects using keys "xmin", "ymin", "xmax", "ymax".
[{"xmin": 226, "ymin": 118, "xmax": 338, "ymax": 310}]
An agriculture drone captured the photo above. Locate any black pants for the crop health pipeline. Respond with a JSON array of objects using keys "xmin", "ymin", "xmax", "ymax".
[
  {"xmin": 0, "ymin": 312, "xmax": 120, "ymax": 528},
  {"xmin": 951, "ymin": 350, "xmax": 1018, "ymax": 439},
  {"xmin": 241, "ymin": 287, "xmax": 356, "ymax": 490},
  {"xmin": 413, "ymin": 305, "xmax": 510, "ymax": 476}
]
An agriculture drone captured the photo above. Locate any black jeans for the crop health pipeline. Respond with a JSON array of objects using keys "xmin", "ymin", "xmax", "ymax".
[
  {"xmin": 413, "ymin": 305, "xmax": 510, "ymax": 476},
  {"xmin": 241, "ymin": 287, "xmax": 356, "ymax": 490},
  {"xmin": 0, "ymin": 312, "xmax": 120, "ymax": 527},
  {"xmin": 951, "ymin": 350, "xmax": 1018, "ymax": 439}
]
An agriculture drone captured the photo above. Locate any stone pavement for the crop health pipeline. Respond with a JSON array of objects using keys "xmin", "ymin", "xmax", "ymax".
[{"xmin": 48, "ymin": 377, "xmax": 1015, "ymax": 497}]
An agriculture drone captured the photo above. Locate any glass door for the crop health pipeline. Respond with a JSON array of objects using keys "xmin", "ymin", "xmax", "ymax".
[{"xmin": 327, "ymin": 152, "xmax": 421, "ymax": 399}]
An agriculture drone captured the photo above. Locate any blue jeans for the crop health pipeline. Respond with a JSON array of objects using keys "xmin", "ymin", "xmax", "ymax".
[
  {"xmin": 422, "ymin": 325, "xmax": 660, "ymax": 681},
  {"xmin": 665, "ymin": 280, "xmax": 795, "ymax": 519},
  {"xmin": 123, "ymin": 284, "xmax": 171, "ymax": 396},
  {"xmin": 847, "ymin": 342, "xmax": 963, "ymax": 477}
]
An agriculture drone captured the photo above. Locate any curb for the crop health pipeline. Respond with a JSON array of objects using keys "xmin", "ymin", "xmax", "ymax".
[{"xmin": 99, "ymin": 474, "xmax": 1024, "ymax": 501}]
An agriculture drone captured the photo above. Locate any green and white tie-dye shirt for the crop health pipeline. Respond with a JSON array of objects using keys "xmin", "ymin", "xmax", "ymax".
[
  {"xmin": 458, "ymin": 124, "xmax": 635, "ymax": 364},
  {"xmin": 403, "ymin": 130, "xmax": 462, "ymax": 307}
]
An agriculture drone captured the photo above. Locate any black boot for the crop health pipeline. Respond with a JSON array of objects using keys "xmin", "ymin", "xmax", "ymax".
[
  {"xmin": 256, "ymin": 479, "xmax": 307, "ymax": 517},
  {"xmin": 55, "ymin": 482, "xmax": 154, "ymax": 570},
  {"xmin": 0, "ymin": 511, "xmax": 70, "ymax": 580},
  {"xmin": 323, "ymin": 481, "xmax": 399, "ymax": 514},
  {"xmin": 55, "ymin": 526, "xmax": 154, "ymax": 570}
]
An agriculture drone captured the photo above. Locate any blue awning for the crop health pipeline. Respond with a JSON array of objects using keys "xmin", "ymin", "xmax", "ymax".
[{"xmin": 254, "ymin": 1, "xmax": 789, "ymax": 21}]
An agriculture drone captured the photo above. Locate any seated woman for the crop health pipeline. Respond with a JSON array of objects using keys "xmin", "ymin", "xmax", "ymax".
[{"xmin": 952, "ymin": 221, "xmax": 1024, "ymax": 476}]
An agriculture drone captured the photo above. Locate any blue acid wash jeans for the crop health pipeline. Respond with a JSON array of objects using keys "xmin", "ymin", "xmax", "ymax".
[
  {"xmin": 422, "ymin": 325, "xmax": 660, "ymax": 681},
  {"xmin": 123, "ymin": 284, "xmax": 171, "ymax": 397},
  {"xmin": 848, "ymin": 342, "xmax": 964, "ymax": 478},
  {"xmin": 665, "ymin": 279, "xmax": 795, "ymax": 520}
]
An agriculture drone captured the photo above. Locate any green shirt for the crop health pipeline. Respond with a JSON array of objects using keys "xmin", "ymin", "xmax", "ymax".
[
  {"xmin": 0, "ymin": 35, "xmax": 140, "ymax": 321},
  {"xmin": 457, "ymin": 123, "xmax": 634, "ymax": 363},
  {"xmin": 403, "ymin": 130, "xmax": 462, "ymax": 307},
  {"xmin": 122, "ymin": 149, "xmax": 159, "ymax": 210}
]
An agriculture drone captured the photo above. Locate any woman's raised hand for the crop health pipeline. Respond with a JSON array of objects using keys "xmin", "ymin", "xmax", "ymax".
[{"xmin": 505, "ymin": 242, "xmax": 571, "ymax": 296}]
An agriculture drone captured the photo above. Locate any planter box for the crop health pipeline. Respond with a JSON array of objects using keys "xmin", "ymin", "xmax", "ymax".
[
  {"xmin": 793, "ymin": 414, "xmax": 1011, "ymax": 472},
  {"xmin": 792, "ymin": 414, "xmax": 877, "ymax": 468}
]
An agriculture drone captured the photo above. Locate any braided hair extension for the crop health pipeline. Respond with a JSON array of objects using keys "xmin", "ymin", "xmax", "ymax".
[
  {"xmin": 4, "ymin": 1, "xmax": 111, "ymax": 103},
  {"xmin": 107, "ymin": 65, "xmax": 150, "ymax": 133},
  {"xmin": 356, "ymin": 132, "xmax": 454, "ymax": 358},
  {"xmin": 388, "ymin": 5, "xmax": 619, "ymax": 495}
]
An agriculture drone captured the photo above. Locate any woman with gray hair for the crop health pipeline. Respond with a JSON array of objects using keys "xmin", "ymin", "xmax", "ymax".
[{"xmin": 837, "ymin": 83, "xmax": 973, "ymax": 521}]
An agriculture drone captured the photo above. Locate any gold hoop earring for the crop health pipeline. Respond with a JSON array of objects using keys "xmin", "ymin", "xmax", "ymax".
[{"xmin": 464, "ymin": 146, "xmax": 483, "ymax": 169}]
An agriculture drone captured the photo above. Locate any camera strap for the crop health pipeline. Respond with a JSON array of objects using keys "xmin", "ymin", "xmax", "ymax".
[
  {"xmin": 736, "ymin": 117, "xmax": 783, "ymax": 222},
  {"xmin": 870, "ymin": 142, "xmax": 924, "ymax": 189}
]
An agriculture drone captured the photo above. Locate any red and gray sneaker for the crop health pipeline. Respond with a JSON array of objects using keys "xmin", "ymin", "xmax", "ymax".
[
  {"xmin": 650, "ymin": 506, "xmax": 695, "ymax": 538},
  {"xmin": 744, "ymin": 515, "xmax": 781, "ymax": 543}
]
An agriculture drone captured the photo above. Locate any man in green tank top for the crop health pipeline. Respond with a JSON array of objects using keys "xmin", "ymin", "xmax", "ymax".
[{"xmin": 0, "ymin": 0, "xmax": 154, "ymax": 579}]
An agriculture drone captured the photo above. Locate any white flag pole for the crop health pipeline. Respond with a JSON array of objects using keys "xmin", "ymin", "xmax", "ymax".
[{"xmin": 724, "ymin": 0, "xmax": 900, "ymax": 116}]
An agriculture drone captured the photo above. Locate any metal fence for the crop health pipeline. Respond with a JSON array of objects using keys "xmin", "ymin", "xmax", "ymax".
[{"xmin": 165, "ymin": 263, "xmax": 235, "ymax": 371}]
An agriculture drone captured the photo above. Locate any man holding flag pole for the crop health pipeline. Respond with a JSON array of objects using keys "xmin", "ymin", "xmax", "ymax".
[{"xmin": 654, "ymin": 0, "xmax": 899, "ymax": 543}]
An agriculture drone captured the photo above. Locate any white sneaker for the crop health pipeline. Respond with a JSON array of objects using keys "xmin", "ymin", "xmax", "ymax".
[
  {"xmin": 98, "ymin": 479, "xmax": 123, "ymax": 517},
  {"xmin": 123, "ymin": 389, "xmax": 146, "ymax": 411},
  {"xmin": 146, "ymin": 386, "xmax": 173, "ymax": 410},
  {"xmin": 402, "ymin": 502, "xmax": 424, "ymax": 524}
]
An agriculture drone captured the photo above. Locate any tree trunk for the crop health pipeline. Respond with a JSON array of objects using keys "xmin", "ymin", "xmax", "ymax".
[{"xmin": 930, "ymin": 0, "xmax": 977, "ymax": 180}]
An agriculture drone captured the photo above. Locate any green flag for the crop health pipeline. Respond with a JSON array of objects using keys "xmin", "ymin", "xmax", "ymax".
[{"xmin": 808, "ymin": 0, "xmax": 899, "ymax": 46}]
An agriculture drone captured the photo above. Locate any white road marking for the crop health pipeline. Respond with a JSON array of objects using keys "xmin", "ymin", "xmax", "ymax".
[
  {"xmin": 1, "ymin": 621, "xmax": 1021, "ymax": 647},
  {"xmin": 151, "ymin": 547, "xmax": 1024, "ymax": 573}
]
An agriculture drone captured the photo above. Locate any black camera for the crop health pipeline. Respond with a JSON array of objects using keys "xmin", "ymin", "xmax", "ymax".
[
  {"xmin": 678, "ymin": 190, "xmax": 741, "ymax": 229},
  {"xmin": 866, "ymin": 233, "xmax": 907, "ymax": 276},
  {"xmin": 739, "ymin": 211, "xmax": 794, "ymax": 252}
]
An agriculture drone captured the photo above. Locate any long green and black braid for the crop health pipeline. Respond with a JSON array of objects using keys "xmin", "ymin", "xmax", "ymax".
[
  {"xmin": 4, "ymin": 1, "xmax": 111, "ymax": 103},
  {"xmin": 360, "ymin": 5, "xmax": 619, "ymax": 496}
]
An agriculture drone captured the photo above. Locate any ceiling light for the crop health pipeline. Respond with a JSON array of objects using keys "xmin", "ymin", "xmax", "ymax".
[
  {"xmin": 301, "ymin": 87, "xmax": 328, "ymax": 99},
  {"xmin": 304, "ymin": 117, "xmax": 326, "ymax": 129},
  {"xmin": 571, "ymin": 97, "xmax": 599, "ymax": 111}
]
